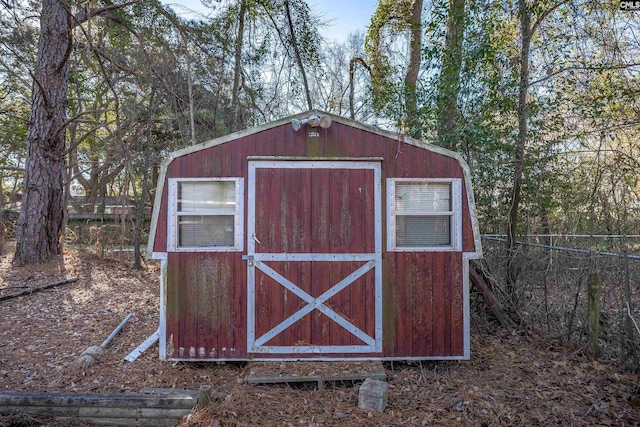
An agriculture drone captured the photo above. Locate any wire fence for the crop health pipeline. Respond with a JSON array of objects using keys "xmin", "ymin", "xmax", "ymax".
[{"xmin": 478, "ymin": 235, "xmax": 640, "ymax": 371}]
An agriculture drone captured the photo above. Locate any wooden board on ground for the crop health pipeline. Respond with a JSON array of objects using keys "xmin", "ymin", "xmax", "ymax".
[
  {"xmin": 245, "ymin": 361, "xmax": 386, "ymax": 390},
  {"xmin": 0, "ymin": 390, "xmax": 198, "ymax": 427}
]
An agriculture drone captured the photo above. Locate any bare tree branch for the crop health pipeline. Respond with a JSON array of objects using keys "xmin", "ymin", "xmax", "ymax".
[
  {"xmin": 28, "ymin": 70, "xmax": 50, "ymax": 109},
  {"xmin": 73, "ymin": 0, "xmax": 140, "ymax": 27},
  {"xmin": 531, "ymin": 0, "xmax": 569, "ymax": 35},
  {"xmin": 349, "ymin": 57, "xmax": 371, "ymax": 120},
  {"xmin": 52, "ymin": 109, "xmax": 107, "ymax": 143},
  {"xmin": 530, "ymin": 62, "xmax": 640, "ymax": 86}
]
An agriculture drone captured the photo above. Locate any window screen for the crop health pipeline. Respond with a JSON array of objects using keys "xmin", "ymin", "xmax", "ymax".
[
  {"xmin": 178, "ymin": 181, "xmax": 236, "ymax": 213},
  {"xmin": 175, "ymin": 180, "xmax": 239, "ymax": 248},
  {"xmin": 396, "ymin": 216, "xmax": 451, "ymax": 246},
  {"xmin": 393, "ymin": 182, "xmax": 453, "ymax": 248}
]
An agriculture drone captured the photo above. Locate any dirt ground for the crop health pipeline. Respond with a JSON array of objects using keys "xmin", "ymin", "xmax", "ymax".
[{"xmin": 1, "ymin": 247, "xmax": 639, "ymax": 426}]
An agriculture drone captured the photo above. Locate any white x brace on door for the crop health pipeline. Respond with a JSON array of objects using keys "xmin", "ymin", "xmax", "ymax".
[{"xmin": 246, "ymin": 159, "xmax": 382, "ymax": 354}]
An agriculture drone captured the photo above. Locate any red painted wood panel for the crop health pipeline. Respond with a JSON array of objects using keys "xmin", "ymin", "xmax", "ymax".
[
  {"xmin": 383, "ymin": 252, "xmax": 463, "ymax": 357},
  {"xmin": 396, "ymin": 253, "xmax": 412, "ymax": 355},
  {"xmin": 254, "ymin": 167, "xmax": 375, "ymax": 253},
  {"xmin": 165, "ymin": 252, "xmax": 245, "ymax": 359},
  {"xmin": 431, "ymin": 251, "xmax": 446, "ymax": 355},
  {"xmin": 452, "ymin": 256, "xmax": 465, "ymax": 354},
  {"xmin": 167, "ymin": 253, "xmax": 464, "ymax": 358},
  {"xmin": 252, "ymin": 261, "xmax": 375, "ymax": 348},
  {"xmin": 411, "ymin": 252, "xmax": 432, "ymax": 356}
]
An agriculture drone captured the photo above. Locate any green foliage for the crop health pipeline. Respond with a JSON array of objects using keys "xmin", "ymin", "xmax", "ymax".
[
  {"xmin": 365, "ymin": 0, "xmax": 413, "ymax": 120},
  {"xmin": 0, "ymin": 0, "xmax": 638, "ymax": 239},
  {"xmin": 0, "ymin": 92, "xmax": 28, "ymax": 167}
]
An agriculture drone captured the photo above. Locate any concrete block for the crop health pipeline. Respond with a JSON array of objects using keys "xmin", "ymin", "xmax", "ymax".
[{"xmin": 358, "ymin": 378, "xmax": 389, "ymax": 413}]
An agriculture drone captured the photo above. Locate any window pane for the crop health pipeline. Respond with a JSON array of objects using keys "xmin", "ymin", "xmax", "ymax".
[
  {"xmin": 179, "ymin": 215, "xmax": 235, "ymax": 247},
  {"xmin": 178, "ymin": 181, "xmax": 235, "ymax": 212},
  {"xmin": 396, "ymin": 216, "xmax": 451, "ymax": 247},
  {"xmin": 395, "ymin": 182, "xmax": 451, "ymax": 214}
]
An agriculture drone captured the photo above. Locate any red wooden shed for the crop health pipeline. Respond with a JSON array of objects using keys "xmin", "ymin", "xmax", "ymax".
[{"xmin": 146, "ymin": 111, "xmax": 482, "ymax": 361}]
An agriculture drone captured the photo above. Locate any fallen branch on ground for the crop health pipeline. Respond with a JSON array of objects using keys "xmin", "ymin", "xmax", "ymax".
[
  {"xmin": 0, "ymin": 278, "xmax": 79, "ymax": 302},
  {"xmin": 469, "ymin": 263, "xmax": 516, "ymax": 329},
  {"xmin": 627, "ymin": 302, "xmax": 640, "ymax": 338}
]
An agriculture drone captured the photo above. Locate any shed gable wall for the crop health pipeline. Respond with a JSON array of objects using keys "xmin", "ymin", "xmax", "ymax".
[{"xmin": 153, "ymin": 122, "xmax": 476, "ymax": 254}]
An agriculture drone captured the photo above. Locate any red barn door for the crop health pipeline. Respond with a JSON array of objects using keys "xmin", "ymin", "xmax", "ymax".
[{"xmin": 246, "ymin": 160, "xmax": 382, "ymax": 356}]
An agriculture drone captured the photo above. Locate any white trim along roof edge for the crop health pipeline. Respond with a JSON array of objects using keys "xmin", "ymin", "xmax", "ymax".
[{"xmin": 147, "ymin": 110, "xmax": 483, "ymax": 259}]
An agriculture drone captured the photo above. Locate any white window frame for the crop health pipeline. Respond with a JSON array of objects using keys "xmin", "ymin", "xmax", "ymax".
[
  {"xmin": 387, "ymin": 178, "xmax": 462, "ymax": 252},
  {"xmin": 167, "ymin": 177, "xmax": 244, "ymax": 252}
]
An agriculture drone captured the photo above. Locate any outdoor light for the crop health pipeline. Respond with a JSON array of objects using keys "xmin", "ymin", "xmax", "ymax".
[
  {"xmin": 291, "ymin": 114, "xmax": 332, "ymax": 131},
  {"xmin": 291, "ymin": 118, "xmax": 306, "ymax": 131}
]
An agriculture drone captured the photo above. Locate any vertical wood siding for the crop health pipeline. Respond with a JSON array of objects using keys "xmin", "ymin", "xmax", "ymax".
[
  {"xmin": 166, "ymin": 252, "xmax": 246, "ymax": 359},
  {"xmin": 254, "ymin": 168, "xmax": 375, "ymax": 254},
  {"xmin": 159, "ymin": 121, "xmax": 474, "ymax": 359},
  {"xmin": 383, "ymin": 252, "xmax": 464, "ymax": 357}
]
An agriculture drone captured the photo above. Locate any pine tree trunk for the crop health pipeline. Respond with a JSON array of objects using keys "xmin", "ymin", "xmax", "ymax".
[
  {"xmin": 15, "ymin": 0, "xmax": 70, "ymax": 264},
  {"xmin": 134, "ymin": 88, "xmax": 156, "ymax": 270}
]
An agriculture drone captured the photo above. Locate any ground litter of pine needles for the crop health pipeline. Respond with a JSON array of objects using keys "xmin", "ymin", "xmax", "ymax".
[{"xmin": 0, "ymin": 247, "xmax": 639, "ymax": 426}]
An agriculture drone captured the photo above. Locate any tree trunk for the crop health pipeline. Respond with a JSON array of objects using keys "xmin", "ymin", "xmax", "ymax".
[
  {"xmin": 0, "ymin": 173, "xmax": 4, "ymax": 254},
  {"xmin": 404, "ymin": 0, "xmax": 423, "ymax": 139},
  {"xmin": 60, "ymin": 154, "xmax": 72, "ymax": 253},
  {"xmin": 349, "ymin": 57, "xmax": 371, "ymax": 120},
  {"xmin": 15, "ymin": 0, "xmax": 71, "ymax": 264},
  {"xmin": 623, "ymin": 248, "xmax": 636, "ymax": 364},
  {"xmin": 186, "ymin": 42, "xmax": 196, "ymax": 145},
  {"xmin": 436, "ymin": 0, "xmax": 465, "ymax": 149},
  {"xmin": 133, "ymin": 87, "xmax": 156, "ymax": 270},
  {"xmin": 506, "ymin": 0, "xmax": 532, "ymax": 288},
  {"xmin": 284, "ymin": 0, "xmax": 312, "ymax": 111},
  {"xmin": 230, "ymin": 0, "xmax": 247, "ymax": 132},
  {"xmin": 587, "ymin": 265, "xmax": 601, "ymax": 356},
  {"xmin": 349, "ymin": 58, "xmax": 357, "ymax": 120}
]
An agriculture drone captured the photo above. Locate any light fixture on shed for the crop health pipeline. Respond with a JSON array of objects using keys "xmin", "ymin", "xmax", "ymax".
[{"xmin": 291, "ymin": 114, "xmax": 332, "ymax": 131}]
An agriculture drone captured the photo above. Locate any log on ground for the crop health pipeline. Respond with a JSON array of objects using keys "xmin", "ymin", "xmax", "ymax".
[{"xmin": 0, "ymin": 391, "xmax": 197, "ymax": 409}]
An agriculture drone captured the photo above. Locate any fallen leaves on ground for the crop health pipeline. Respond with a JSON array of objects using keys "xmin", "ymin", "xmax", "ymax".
[{"xmin": 0, "ymin": 247, "xmax": 638, "ymax": 426}]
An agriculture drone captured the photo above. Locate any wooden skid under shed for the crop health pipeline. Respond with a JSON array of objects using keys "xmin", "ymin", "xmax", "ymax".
[{"xmin": 246, "ymin": 361, "xmax": 387, "ymax": 390}]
